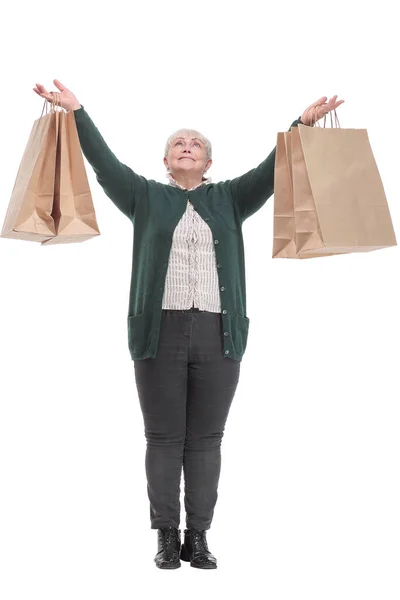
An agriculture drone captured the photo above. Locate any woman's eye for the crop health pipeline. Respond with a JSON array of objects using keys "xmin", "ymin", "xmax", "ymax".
[
  {"xmin": 175, "ymin": 141, "xmax": 182, "ymax": 145},
  {"xmin": 194, "ymin": 142, "xmax": 200, "ymax": 147}
]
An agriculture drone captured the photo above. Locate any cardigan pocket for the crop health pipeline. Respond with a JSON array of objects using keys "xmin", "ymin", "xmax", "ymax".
[
  {"xmin": 128, "ymin": 313, "xmax": 148, "ymax": 355},
  {"xmin": 233, "ymin": 313, "xmax": 250, "ymax": 355}
]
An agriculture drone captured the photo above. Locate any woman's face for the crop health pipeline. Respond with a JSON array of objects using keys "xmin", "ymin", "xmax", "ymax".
[{"xmin": 164, "ymin": 136, "xmax": 212, "ymax": 181}]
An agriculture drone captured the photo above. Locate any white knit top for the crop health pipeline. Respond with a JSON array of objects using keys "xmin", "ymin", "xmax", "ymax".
[{"xmin": 161, "ymin": 173, "xmax": 221, "ymax": 313}]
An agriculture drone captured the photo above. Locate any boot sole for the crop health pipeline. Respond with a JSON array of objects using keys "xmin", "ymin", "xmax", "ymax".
[
  {"xmin": 180, "ymin": 545, "xmax": 217, "ymax": 569},
  {"xmin": 155, "ymin": 561, "xmax": 181, "ymax": 569},
  {"xmin": 189, "ymin": 562, "xmax": 217, "ymax": 569}
]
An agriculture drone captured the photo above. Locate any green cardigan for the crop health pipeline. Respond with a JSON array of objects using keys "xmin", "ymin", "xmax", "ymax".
[{"xmin": 73, "ymin": 106, "xmax": 302, "ymax": 361}]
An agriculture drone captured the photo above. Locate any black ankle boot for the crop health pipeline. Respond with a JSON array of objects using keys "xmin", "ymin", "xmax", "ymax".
[
  {"xmin": 154, "ymin": 527, "xmax": 181, "ymax": 569},
  {"xmin": 180, "ymin": 528, "xmax": 217, "ymax": 569}
]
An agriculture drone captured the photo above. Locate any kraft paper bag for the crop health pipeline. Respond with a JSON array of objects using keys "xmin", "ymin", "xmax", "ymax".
[
  {"xmin": 291, "ymin": 125, "xmax": 336, "ymax": 259},
  {"xmin": 273, "ymin": 116, "xmax": 397, "ymax": 258},
  {"xmin": 296, "ymin": 123, "xmax": 396, "ymax": 256},
  {"xmin": 273, "ymin": 130, "xmax": 330, "ymax": 259},
  {"xmin": 273, "ymin": 131, "xmax": 296, "ymax": 258},
  {"xmin": 41, "ymin": 109, "xmax": 100, "ymax": 245},
  {"xmin": 1, "ymin": 103, "xmax": 60, "ymax": 242}
]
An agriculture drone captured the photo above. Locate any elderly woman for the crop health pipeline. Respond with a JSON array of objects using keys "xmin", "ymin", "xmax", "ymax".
[{"xmin": 34, "ymin": 80, "xmax": 343, "ymax": 570}]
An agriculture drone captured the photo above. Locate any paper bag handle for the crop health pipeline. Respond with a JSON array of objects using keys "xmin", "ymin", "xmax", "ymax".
[
  {"xmin": 39, "ymin": 91, "xmax": 62, "ymax": 118},
  {"xmin": 311, "ymin": 106, "xmax": 341, "ymax": 128}
]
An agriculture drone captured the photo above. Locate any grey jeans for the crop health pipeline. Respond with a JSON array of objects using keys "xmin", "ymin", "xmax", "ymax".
[{"xmin": 133, "ymin": 307, "xmax": 241, "ymax": 530}]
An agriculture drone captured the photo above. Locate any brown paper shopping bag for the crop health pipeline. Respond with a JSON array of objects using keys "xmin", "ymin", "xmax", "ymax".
[
  {"xmin": 272, "ymin": 131, "xmax": 295, "ymax": 257},
  {"xmin": 296, "ymin": 121, "xmax": 396, "ymax": 257},
  {"xmin": 273, "ymin": 112, "xmax": 397, "ymax": 258},
  {"xmin": 291, "ymin": 125, "xmax": 336, "ymax": 259},
  {"xmin": 1, "ymin": 102, "xmax": 60, "ymax": 242},
  {"xmin": 41, "ymin": 109, "xmax": 100, "ymax": 245},
  {"xmin": 273, "ymin": 127, "xmax": 335, "ymax": 259}
]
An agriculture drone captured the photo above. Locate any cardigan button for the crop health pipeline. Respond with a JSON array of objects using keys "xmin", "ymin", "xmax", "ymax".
[
  {"xmin": 216, "ymin": 263, "xmax": 222, "ymax": 268},
  {"xmin": 214, "ymin": 239, "xmax": 219, "ymax": 244},
  {"xmin": 224, "ymin": 331, "xmax": 229, "ymax": 336},
  {"xmin": 224, "ymin": 350, "xmax": 230, "ymax": 355},
  {"xmin": 222, "ymin": 310, "xmax": 227, "ymax": 314},
  {"xmin": 220, "ymin": 286, "xmax": 225, "ymax": 291}
]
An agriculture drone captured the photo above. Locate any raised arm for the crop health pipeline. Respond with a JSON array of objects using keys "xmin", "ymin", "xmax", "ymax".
[
  {"xmin": 227, "ymin": 117, "xmax": 302, "ymax": 223},
  {"xmin": 33, "ymin": 79, "xmax": 147, "ymax": 220},
  {"xmin": 226, "ymin": 95, "xmax": 345, "ymax": 222},
  {"xmin": 72, "ymin": 105, "xmax": 148, "ymax": 219}
]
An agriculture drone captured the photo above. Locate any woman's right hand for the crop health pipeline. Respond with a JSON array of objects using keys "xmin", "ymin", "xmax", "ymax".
[{"xmin": 33, "ymin": 79, "xmax": 81, "ymax": 112}]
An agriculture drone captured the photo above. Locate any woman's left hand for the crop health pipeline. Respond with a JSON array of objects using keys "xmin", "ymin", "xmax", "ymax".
[{"xmin": 301, "ymin": 95, "xmax": 345, "ymax": 126}]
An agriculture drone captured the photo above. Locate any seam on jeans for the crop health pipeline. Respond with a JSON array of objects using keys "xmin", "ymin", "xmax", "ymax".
[{"xmin": 188, "ymin": 312, "xmax": 194, "ymax": 363}]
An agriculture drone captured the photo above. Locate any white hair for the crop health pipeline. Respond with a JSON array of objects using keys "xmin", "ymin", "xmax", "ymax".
[{"xmin": 164, "ymin": 128, "xmax": 212, "ymax": 160}]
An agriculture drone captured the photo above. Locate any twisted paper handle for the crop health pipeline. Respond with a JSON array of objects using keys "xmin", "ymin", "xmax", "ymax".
[
  {"xmin": 30, "ymin": 91, "xmax": 63, "ymax": 145},
  {"xmin": 311, "ymin": 105, "xmax": 340, "ymax": 128},
  {"xmin": 39, "ymin": 91, "xmax": 62, "ymax": 118}
]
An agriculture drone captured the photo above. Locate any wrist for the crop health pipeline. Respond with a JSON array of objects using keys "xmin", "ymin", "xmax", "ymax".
[{"xmin": 299, "ymin": 116, "xmax": 313, "ymax": 127}]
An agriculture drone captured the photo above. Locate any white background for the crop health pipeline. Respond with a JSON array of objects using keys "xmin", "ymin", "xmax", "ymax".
[{"xmin": 0, "ymin": 0, "xmax": 399, "ymax": 598}]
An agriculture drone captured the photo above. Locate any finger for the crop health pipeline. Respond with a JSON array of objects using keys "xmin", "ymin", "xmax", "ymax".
[
  {"xmin": 36, "ymin": 83, "xmax": 50, "ymax": 95},
  {"xmin": 314, "ymin": 96, "xmax": 327, "ymax": 106},
  {"xmin": 35, "ymin": 89, "xmax": 53, "ymax": 101},
  {"xmin": 309, "ymin": 97, "xmax": 326, "ymax": 109},
  {"xmin": 53, "ymin": 79, "xmax": 66, "ymax": 91},
  {"xmin": 327, "ymin": 97, "xmax": 340, "ymax": 109},
  {"xmin": 328, "ymin": 98, "xmax": 344, "ymax": 108},
  {"xmin": 324, "ymin": 100, "xmax": 344, "ymax": 113}
]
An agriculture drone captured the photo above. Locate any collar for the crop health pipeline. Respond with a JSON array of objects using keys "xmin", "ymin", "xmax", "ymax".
[{"xmin": 166, "ymin": 171, "xmax": 212, "ymax": 192}]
